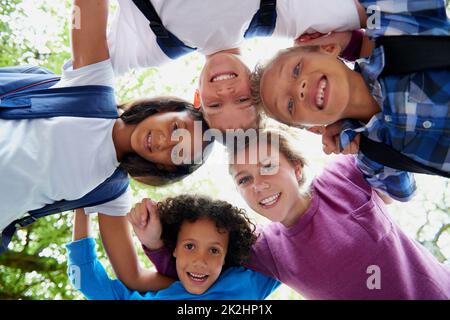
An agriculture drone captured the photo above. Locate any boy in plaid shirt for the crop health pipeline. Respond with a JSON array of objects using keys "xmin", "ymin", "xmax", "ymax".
[{"xmin": 251, "ymin": 0, "xmax": 450, "ymax": 202}]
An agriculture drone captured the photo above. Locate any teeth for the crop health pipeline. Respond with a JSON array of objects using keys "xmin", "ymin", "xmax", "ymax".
[
  {"xmin": 212, "ymin": 73, "xmax": 236, "ymax": 82},
  {"xmin": 147, "ymin": 133, "xmax": 152, "ymax": 151},
  {"xmin": 259, "ymin": 193, "xmax": 281, "ymax": 206},
  {"xmin": 316, "ymin": 78, "xmax": 327, "ymax": 108},
  {"xmin": 188, "ymin": 272, "xmax": 208, "ymax": 280}
]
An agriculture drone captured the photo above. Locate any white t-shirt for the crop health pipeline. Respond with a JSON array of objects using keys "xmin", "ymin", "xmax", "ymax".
[
  {"xmin": 0, "ymin": 60, "xmax": 131, "ymax": 231},
  {"xmin": 108, "ymin": 0, "xmax": 360, "ymax": 74}
]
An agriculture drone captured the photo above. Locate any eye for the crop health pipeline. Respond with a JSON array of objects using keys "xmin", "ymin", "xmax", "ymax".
[
  {"xmin": 260, "ymin": 162, "xmax": 278, "ymax": 174},
  {"xmin": 293, "ymin": 62, "xmax": 302, "ymax": 77},
  {"xmin": 184, "ymin": 243, "xmax": 194, "ymax": 250},
  {"xmin": 238, "ymin": 97, "xmax": 250, "ymax": 103},
  {"xmin": 237, "ymin": 176, "xmax": 252, "ymax": 186},
  {"xmin": 208, "ymin": 103, "xmax": 220, "ymax": 108},
  {"xmin": 287, "ymin": 99, "xmax": 294, "ymax": 116},
  {"xmin": 172, "ymin": 122, "xmax": 179, "ymax": 132},
  {"xmin": 210, "ymin": 247, "xmax": 221, "ymax": 255}
]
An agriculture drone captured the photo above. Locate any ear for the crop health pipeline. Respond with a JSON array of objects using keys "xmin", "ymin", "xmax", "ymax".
[
  {"xmin": 319, "ymin": 44, "xmax": 342, "ymax": 57},
  {"xmin": 193, "ymin": 89, "xmax": 202, "ymax": 110},
  {"xmin": 306, "ymin": 126, "xmax": 325, "ymax": 135},
  {"xmin": 173, "ymin": 248, "xmax": 177, "ymax": 258},
  {"xmin": 291, "ymin": 160, "xmax": 303, "ymax": 183}
]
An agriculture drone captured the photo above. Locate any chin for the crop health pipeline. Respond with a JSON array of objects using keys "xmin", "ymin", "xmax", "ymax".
[{"xmin": 186, "ymin": 286, "xmax": 209, "ymax": 295}]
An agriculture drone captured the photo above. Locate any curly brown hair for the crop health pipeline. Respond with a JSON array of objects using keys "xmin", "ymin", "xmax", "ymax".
[{"xmin": 157, "ymin": 194, "xmax": 257, "ymax": 268}]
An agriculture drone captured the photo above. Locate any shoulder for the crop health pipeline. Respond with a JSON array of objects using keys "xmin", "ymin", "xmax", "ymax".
[
  {"xmin": 52, "ymin": 59, "xmax": 115, "ymax": 89},
  {"xmin": 318, "ymin": 155, "xmax": 367, "ymax": 187},
  {"xmin": 313, "ymin": 155, "xmax": 373, "ymax": 204}
]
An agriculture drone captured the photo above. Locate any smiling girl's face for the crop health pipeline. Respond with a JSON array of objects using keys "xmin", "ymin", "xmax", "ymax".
[
  {"xmin": 130, "ymin": 110, "xmax": 198, "ymax": 169},
  {"xmin": 230, "ymin": 141, "xmax": 304, "ymax": 226}
]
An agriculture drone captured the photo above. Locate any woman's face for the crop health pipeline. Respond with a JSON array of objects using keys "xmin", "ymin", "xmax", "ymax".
[
  {"xmin": 230, "ymin": 142, "xmax": 304, "ymax": 226},
  {"xmin": 130, "ymin": 111, "xmax": 201, "ymax": 170},
  {"xmin": 173, "ymin": 218, "xmax": 229, "ymax": 295},
  {"xmin": 198, "ymin": 52, "xmax": 258, "ymax": 131}
]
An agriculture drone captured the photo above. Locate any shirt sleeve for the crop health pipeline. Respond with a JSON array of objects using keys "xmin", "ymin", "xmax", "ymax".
[
  {"xmin": 51, "ymin": 59, "xmax": 115, "ymax": 88},
  {"xmin": 359, "ymin": 0, "xmax": 450, "ymax": 39},
  {"xmin": 245, "ymin": 226, "xmax": 281, "ymax": 280},
  {"xmin": 107, "ymin": 0, "xmax": 171, "ymax": 75},
  {"xmin": 66, "ymin": 238, "xmax": 134, "ymax": 300},
  {"xmin": 248, "ymin": 270, "xmax": 281, "ymax": 299},
  {"xmin": 356, "ymin": 154, "xmax": 417, "ymax": 202},
  {"xmin": 142, "ymin": 245, "xmax": 179, "ymax": 279},
  {"xmin": 84, "ymin": 186, "xmax": 132, "ymax": 216},
  {"xmin": 275, "ymin": 0, "xmax": 360, "ymax": 38}
]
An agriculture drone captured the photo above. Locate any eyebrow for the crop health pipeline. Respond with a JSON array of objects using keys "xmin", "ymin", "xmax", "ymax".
[
  {"xmin": 233, "ymin": 171, "xmax": 244, "ymax": 179},
  {"xmin": 181, "ymin": 238, "xmax": 225, "ymax": 247}
]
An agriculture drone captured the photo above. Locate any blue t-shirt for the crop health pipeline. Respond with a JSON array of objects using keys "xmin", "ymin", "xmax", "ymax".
[{"xmin": 66, "ymin": 238, "xmax": 280, "ymax": 300}]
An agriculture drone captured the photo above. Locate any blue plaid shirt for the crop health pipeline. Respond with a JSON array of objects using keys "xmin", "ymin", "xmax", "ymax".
[{"xmin": 338, "ymin": 0, "xmax": 450, "ymax": 202}]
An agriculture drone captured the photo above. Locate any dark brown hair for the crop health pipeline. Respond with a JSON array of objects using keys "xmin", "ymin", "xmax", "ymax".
[
  {"xmin": 158, "ymin": 194, "xmax": 257, "ymax": 268},
  {"xmin": 118, "ymin": 96, "xmax": 212, "ymax": 186}
]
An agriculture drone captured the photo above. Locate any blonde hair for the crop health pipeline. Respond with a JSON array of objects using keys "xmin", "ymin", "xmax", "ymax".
[{"xmin": 250, "ymin": 45, "xmax": 321, "ymax": 129}]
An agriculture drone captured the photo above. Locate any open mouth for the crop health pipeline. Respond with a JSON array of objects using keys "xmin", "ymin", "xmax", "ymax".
[
  {"xmin": 259, "ymin": 192, "xmax": 281, "ymax": 209},
  {"xmin": 146, "ymin": 132, "xmax": 153, "ymax": 152},
  {"xmin": 187, "ymin": 272, "xmax": 209, "ymax": 283},
  {"xmin": 314, "ymin": 76, "xmax": 328, "ymax": 110},
  {"xmin": 210, "ymin": 72, "xmax": 237, "ymax": 83}
]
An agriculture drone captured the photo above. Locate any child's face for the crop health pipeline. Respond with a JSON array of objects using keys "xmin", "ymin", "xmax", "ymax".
[
  {"xmin": 199, "ymin": 52, "xmax": 258, "ymax": 131},
  {"xmin": 230, "ymin": 142, "xmax": 303, "ymax": 226},
  {"xmin": 260, "ymin": 45, "xmax": 351, "ymax": 126},
  {"xmin": 130, "ymin": 110, "xmax": 200, "ymax": 170},
  {"xmin": 173, "ymin": 218, "xmax": 229, "ymax": 295}
]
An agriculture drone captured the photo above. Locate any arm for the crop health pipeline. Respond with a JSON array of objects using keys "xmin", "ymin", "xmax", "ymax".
[
  {"xmin": 128, "ymin": 198, "xmax": 179, "ymax": 278},
  {"xmin": 72, "ymin": 0, "xmax": 110, "ymax": 69},
  {"xmin": 356, "ymin": 156, "xmax": 417, "ymax": 203},
  {"xmin": 68, "ymin": 210, "xmax": 130, "ymax": 299},
  {"xmin": 73, "ymin": 208, "xmax": 92, "ymax": 240},
  {"xmin": 97, "ymin": 213, "xmax": 175, "ymax": 292}
]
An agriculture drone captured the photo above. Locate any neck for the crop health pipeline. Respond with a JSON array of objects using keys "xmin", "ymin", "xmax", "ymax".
[
  {"xmin": 112, "ymin": 119, "xmax": 135, "ymax": 161},
  {"xmin": 343, "ymin": 70, "xmax": 381, "ymax": 123},
  {"xmin": 205, "ymin": 47, "xmax": 241, "ymax": 59},
  {"xmin": 281, "ymin": 193, "xmax": 312, "ymax": 228}
]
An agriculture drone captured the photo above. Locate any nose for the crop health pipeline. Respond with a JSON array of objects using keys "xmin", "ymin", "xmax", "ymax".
[
  {"xmin": 153, "ymin": 132, "xmax": 168, "ymax": 151},
  {"xmin": 216, "ymin": 86, "xmax": 235, "ymax": 96},
  {"xmin": 253, "ymin": 180, "xmax": 270, "ymax": 193},
  {"xmin": 298, "ymin": 79, "xmax": 307, "ymax": 101},
  {"xmin": 192, "ymin": 251, "xmax": 208, "ymax": 268}
]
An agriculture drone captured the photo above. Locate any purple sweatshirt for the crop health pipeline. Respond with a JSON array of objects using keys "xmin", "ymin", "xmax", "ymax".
[{"xmin": 144, "ymin": 156, "xmax": 450, "ymax": 299}]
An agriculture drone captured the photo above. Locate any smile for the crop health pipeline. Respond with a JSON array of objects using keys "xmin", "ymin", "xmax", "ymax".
[
  {"xmin": 259, "ymin": 192, "xmax": 281, "ymax": 208},
  {"xmin": 315, "ymin": 76, "xmax": 328, "ymax": 110},
  {"xmin": 187, "ymin": 272, "xmax": 209, "ymax": 283},
  {"xmin": 146, "ymin": 132, "xmax": 153, "ymax": 152},
  {"xmin": 210, "ymin": 72, "xmax": 237, "ymax": 82}
]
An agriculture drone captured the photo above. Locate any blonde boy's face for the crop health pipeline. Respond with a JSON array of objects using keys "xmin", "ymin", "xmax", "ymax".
[
  {"xmin": 173, "ymin": 218, "xmax": 228, "ymax": 295},
  {"xmin": 260, "ymin": 45, "xmax": 351, "ymax": 126},
  {"xmin": 199, "ymin": 52, "xmax": 258, "ymax": 131}
]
